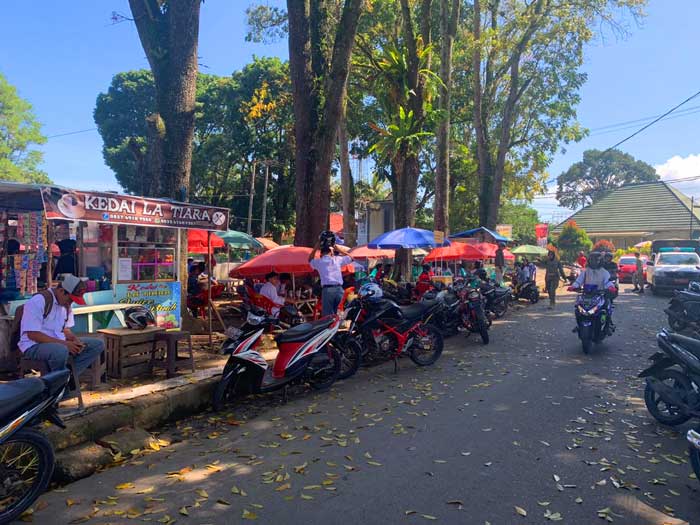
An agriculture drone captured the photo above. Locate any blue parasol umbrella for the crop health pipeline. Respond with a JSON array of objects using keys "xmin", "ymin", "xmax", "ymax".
[{"xmin": 368, "ymin": 227, "xmax": 451, "ymax": 249}]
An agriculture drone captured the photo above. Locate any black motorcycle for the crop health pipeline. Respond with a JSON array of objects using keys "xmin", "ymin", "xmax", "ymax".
[
  {"xmin": 480, "ymin": 280, "xmax": 512, "ymax": 318},
  {"xmin": 639, "ymin": 330, "xmax": 700, "ymax": 426},
  {"xmin": 665, "ymin": 281, "xmax": 700, "ymax": 332},
  {"xmin": 573, "ymin": 288, "xmax": 613, "ymax": 353},
  {"xmin": 0, "ymin": 370, "xmax": 69, "ymax": 523},
  {"xmin": 421, "ymin": 287, "xmax": 461, "ymax": 336},
  {"xmin": 513, "ymin": 279, "xmax": 540, "ymax": 304}
]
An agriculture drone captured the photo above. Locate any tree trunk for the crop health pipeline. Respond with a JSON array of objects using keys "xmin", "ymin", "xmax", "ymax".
[
  {"xmin": 338, "ymin": 103, "xmax": 356, "ymax": 247},
  {"xmin": 434, "ymin": 0, "xmax": 460, "ymax": 234},
  {"xmin": 289, "ymin": 0, "xmax": 363, "ymax": 247}
]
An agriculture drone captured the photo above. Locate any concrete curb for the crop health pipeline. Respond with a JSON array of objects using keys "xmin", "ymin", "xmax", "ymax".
[{"xmin": 47, "ymin": 376, "xmax": 218, "ymax": 482}]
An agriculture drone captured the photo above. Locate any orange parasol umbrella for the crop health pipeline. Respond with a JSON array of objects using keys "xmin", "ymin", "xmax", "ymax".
[
  {"xmin": 255, "ymin": 237, "xmax": 280, "ymax": 251},
  {"xmin": 348, "ymin": 245, "xmax": 395, "ymax": 259},
  {"xmin": 232, "ymin": 245, "xmax": 354, "ymax": 277},
  {"xmin": 423, "ymin": 242, "xmax": 485, "ymax": 262}
]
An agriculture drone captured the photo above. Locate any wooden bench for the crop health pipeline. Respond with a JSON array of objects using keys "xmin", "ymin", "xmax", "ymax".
[{"xmin": 98, "ymin": 327, "xmax": 165, "ymax": 379}]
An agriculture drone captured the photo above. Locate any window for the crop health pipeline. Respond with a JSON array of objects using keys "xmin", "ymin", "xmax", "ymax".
[
  {"xmin": 657, "ymin": 253, "xmax": 700, "ymax": 266},
  {"xmin": 116, "ymin": 226, "xmax": 177, "ymax": 282},
  {"xmin": 618, "ymin": 258, "xmax": 635, "ymax": 265}
]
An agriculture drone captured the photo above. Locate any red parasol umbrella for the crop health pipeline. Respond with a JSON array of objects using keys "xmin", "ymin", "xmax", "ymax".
[
  {"xmin": 232, "ymin": 245, "xmax": 354, "ymax": 277},
  {"xmin": 348, "ymin": 245, "xmax": 395, "ymax": 259},
  {"xmin": 188, "ymin": 229, "xmax": 225, "ymax": 254},
  {"xmin": 423, "ymin": 242, "xmax": 485, "ymax": 262},
  {"xmin": 472, "ymin": 242, "xmax": 514, "ymax": 260}
]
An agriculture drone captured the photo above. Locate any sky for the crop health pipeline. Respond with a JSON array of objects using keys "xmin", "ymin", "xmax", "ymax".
[{"xmin": 1, "ymin": 0, "xmax": 699, "ymax": 225}]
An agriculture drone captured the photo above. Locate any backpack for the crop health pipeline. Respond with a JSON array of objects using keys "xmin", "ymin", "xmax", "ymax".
[{"xmin": 9, "ymin": 290, "xmax": 59, "ymax": 359}]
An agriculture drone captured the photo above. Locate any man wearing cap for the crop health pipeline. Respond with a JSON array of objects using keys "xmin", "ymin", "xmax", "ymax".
[
  {"xmin": 309, "ymin": 239, "xmax": 352, "ymax": 316},
  {"xmin": 19, "ymin": 274, "xmax": 104, "ymax": 379}
]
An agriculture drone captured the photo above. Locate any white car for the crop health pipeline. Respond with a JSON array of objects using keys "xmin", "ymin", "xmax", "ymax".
[{"xmin": 648, "ymin": 250, "xmax": 700, "ymax": 294}]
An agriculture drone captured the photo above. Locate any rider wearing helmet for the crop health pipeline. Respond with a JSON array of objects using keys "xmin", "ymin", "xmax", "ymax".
[
  {"xmin": 571, "ymin": 252, "xmax": 613, "ymax": 291},
  {"xmin": 602, "ymin": 252, "xmax": 619, "ymax": 293}
]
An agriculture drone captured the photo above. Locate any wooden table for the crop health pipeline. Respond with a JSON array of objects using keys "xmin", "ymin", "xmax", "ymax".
[
  {"xmin": 73, "ymin": 304, "xmax": 132, "ymax": 332},
  {"xmin": 98, "ymin": 326, "xmax": 165, "ymax": 379}
]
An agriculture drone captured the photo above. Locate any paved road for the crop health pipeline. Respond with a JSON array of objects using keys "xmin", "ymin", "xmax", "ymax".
[{"xmin": 29, "ymin": 286, "xmax": 699, "ymax": 524}]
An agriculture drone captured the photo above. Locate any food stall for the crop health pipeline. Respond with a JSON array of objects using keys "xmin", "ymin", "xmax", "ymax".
[{"xmin": 0, "ymin": 182, "xmax": 229, "ymax": 333}]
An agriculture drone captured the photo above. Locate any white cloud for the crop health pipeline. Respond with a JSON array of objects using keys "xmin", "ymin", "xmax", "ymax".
[{"xmin": 655, "ymin": 154, "xmax": 700, "ymax": 198}]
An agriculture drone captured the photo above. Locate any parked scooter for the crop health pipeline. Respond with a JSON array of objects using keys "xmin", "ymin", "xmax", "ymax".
[
  {"xmin": 665, "ymin": 281, "xmax": 700, "ymax": 332},
  {"xmin": 212, "ymin": 307, "xmax": 346, "ymax": 411},
  {"xmin": 0, "ymin": 370, "xmax": 69, "ymax": 524},
  {"xmin": 421, "ymin": 286, "xmax": 461, "ymax": 336},
  {"xmin": 480, "ymin": 280, "xmax": 512, "ymax": 318},
  {"xmin": 513, "ymin": 279, "xmax": 540, "ymax": 304},
  {"xmin": 639, "ymin": 330, "xmax": 700, "ymax": 426},
  {"xmin": 572, "ymin": 286, "xmax": 614, "ymax": 354}
]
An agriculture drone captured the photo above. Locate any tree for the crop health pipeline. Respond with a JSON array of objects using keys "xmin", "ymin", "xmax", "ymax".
[
  {"xmin": 433, "ymin": 0, "xmax": 460, "ymax": 234},
  {"xmin": 470, "ymin": 0, "xmax": 643, "ymax": 229},
  {"xmin": 286, "ymin": 0, "xmax": 364, "ymax": 246},
  {"xmin": 94, "ymin": 59, "xmax": 297, "ymax": 237},
  {"xmin": 0, "ymin": 73, "xmax": 49, "ymax": 184},
  {"xmin": 592, "ymin": 239, "xmax": 615, "ymax": 253},
  {"xmin": 127, "ymin": 0, "xmax": 202, "ymax": 199},
  {"xmin": 498, "ymin": 201, "xmax": 539, "ymax": 244},
  {"xmin": 556, "ymin": 149, "xmax": 658, "ymax": 209},
  {"xmin": 556, "ymin": 220, "xmax": 592, "ymax": 262}
]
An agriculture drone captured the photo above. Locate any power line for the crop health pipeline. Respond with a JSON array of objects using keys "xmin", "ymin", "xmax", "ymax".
[
  {"xmin": 588, "ymin": 104, "xmax": 700, "ymax": 133},
  {"xmin": 45, "ymin": 127, "xmax": 98, "ymax": 139}
]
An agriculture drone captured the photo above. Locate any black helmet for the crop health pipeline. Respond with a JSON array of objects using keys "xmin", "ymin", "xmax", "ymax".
[
  {"xmin": 124, "ymin": 306, "xmax": 156, "ymax": 330},
  {"xmin": 319, "ymin": 230, "xmax": 336, "ymax": 250},
  {"xmin": 603, "ymin": 251, "xmax": 613, "ymax": 261},
  {"xmin": 587, "ymin": 251, "xmax": 603, "ymax": 270}
]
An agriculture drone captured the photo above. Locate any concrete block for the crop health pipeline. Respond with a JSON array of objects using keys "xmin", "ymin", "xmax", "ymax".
[
  {"xmin": 96, "ymin": 427, "xmax": 153, "ymax": 455},
  {"xmin": 54, "ymin": 443, "xmax": 113, "ymax": 483}
]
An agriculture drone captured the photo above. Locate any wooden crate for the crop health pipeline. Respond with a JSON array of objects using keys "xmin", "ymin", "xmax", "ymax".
[{"xmin": 98, "ymin": 327, "xmax": 165, "ymax": 379}]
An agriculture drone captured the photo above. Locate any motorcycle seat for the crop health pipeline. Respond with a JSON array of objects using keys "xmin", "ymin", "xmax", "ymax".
[
  {"xmin": 41, "ymin": 370, "xmax": 71, "ymax": 397},
  {"xmin": 0, "ymin": 377, "xmax": 46, "ymax": 421},
  {"xmin": 276, "ymin": 317, "xmax": 335, "ymax": 344},
  {"xmin": 399, "ymin": 301, "xmax": 436, "ymax": 321},
  {"xmin": 677, "ymin": 290, "xmax": 700, "ymax": 301},
  {"xmin": 667, "ymin": 332, "xmax": 700, "ymax": 359}
]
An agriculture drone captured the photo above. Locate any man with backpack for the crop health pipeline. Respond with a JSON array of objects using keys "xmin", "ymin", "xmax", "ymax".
[{"xmin": 15, "ymin": 274, "xmax": 104, "ymax": 379}]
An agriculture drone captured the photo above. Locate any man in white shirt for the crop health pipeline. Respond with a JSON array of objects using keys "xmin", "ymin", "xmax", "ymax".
[
  {"xmin": 19, "ymin": 274, "xmax": 104, "ymax": 378},
  {"xmin": 308, "ymin": 239, "xmax": 352, "ymax": 316},
  {"xmin": 259, "ymin": 272, "xmax": 286, "ymax": 316}
]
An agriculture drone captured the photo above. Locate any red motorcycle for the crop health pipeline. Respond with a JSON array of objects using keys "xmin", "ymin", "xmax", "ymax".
[
  {"xmin": 342, "ymin": 286, "xmax": 444, "ymax": 371},
  {"xmin": 212, "ymin": 308, "xmax": 343, "ymax": 410}
]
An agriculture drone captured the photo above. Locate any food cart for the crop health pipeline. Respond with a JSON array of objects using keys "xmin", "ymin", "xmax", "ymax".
[{"xmin": 0, "ymin": 182, "xmax": 229, "ymax": 336}]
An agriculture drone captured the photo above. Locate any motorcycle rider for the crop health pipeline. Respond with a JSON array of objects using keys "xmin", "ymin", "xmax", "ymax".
[
  {"xmin": 544, "ymin": 249, "xmax": 566, "ymax": 309},
  {"xmin": 569, "ymin": 251, "xmax": 616, "ymax": 333},
  {"xmin": 602, "ymin": 251, "xmax": 619, "ymax": 300}
]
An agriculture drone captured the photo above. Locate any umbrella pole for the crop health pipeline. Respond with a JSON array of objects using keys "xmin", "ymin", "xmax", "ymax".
[
  {"xmin": 292, "ymin": 273, "xmax": 296, "ymax": 297},
  {"xmin": 207, "ymin": 231, "xmax": 212, "ymax": 349}
]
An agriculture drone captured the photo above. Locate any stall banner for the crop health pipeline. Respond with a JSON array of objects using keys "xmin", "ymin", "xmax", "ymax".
[
  {"xmin": 114, "ymin": 281, "xmax": 181, "ymax": 328},
  {"xmin": 495, "ymin": 224, "xmax": 512, "ymax": 240},
  {"xmin": 535, "ymin": 223, "xmax": 549, "ymax": 247},
  {"xmin": 40, "ymin": 186, "xmax": 229, "ymax": 231}
]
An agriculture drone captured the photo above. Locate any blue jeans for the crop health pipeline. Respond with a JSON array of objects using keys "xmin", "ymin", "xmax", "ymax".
[
  {"xmin": 23, "ymin": 337, "xmax": 104, "ymax": 378},
  {"xmin": 321, "ymin": 286, "xmax": 344, "ymax": 316}
]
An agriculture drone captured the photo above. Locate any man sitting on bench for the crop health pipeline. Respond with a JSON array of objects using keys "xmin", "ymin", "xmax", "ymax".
[{"xmin": 18, "ymin": 274, "xmax": 104, "ymax": 379}]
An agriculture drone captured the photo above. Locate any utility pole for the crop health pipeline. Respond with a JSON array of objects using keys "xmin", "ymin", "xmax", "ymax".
[
  {"xmin": 261, "ymin": 161, "xmax": 270, "ymax": 237},
  {"xmin": 247, "ymin": 161, "xmax": 257, "ymax": 235},
  {"xmin": 691, "ymin": 195, "xmax": 695, "ymax": 240}
]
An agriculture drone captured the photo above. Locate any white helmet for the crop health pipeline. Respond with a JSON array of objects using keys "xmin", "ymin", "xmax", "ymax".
[{"xmin": 358, "ymin": 282, "xmax": 383, "ymax": 303}]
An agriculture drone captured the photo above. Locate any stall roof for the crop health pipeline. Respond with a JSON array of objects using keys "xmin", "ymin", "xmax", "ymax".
[
  {"xmin": 0, "ymin": 181, "xmax": 45, "ymax": 211},
  {"xmin": 449, "ymin": 226, "xmax": 511, "ymax": 243}
]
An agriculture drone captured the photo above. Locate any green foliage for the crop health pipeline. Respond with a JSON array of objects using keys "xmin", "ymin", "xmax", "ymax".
[
  {"xmin": 94, "ymin": 58, "xmax": 296, "ymax": 235},
  {"xmin": 0, "ymin": 73, "xmax": 50, "ymax": 183},
  {"xmin": 498, "ymin": 202, "xmax": 540, "ymax": 244},
  {"xmin": 555, "ymin": 220, "xmax": 592, "ymax": 262},
  {"xmin": 245, "ymin": 4, "xmax": 288, "ymax": 44},
  {"xmin": 556, "ymin": 149, "xmax": 659, "ymax": 209},
  {"xmin": 592, "ymin": 239, "xmax": 616, "ymax": 253}
]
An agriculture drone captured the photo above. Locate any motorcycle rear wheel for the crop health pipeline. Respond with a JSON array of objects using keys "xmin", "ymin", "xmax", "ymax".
[
  {"xmin": 409, "ymin": 324, "xmax": 444, "ymax": 366},
  {"xmin": 667, "ymin": 303, "xmax": 688, "ymax": 331},
  {"xmin": 529, "ymin": 288, "xmax": 539, "ymax": 304},
  {"xmin": 307, "ymin": 349, "xmax": 341, "ymax": 390},
  {"xmin": 492, "ymin": 300, "xmax": 508, "ymax": 318},
  {"xmin": 0, "ymin": 428, "xmax": 54, "ymax": 524},
  {"xmin": 643, "ymin": 369, "xmax": 692, "ymax": 426}
]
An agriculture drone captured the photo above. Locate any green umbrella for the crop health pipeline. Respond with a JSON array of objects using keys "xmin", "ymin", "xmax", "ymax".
[
  {"xmin": 219, "ymin": 230, "xmax": 263, "ymax": 249},
  {"xmin": 511, "ymin": 244, "xmax": 548, "ymax": 256}
]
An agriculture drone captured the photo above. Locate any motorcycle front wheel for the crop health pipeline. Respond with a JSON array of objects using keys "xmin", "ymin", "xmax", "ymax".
[
  {"xmin": 0, "ymin": 428, "xmax": 55, "ymax": 524},
  {"xmin": 690, "ymin": 445, "xmax": 700, "ymax": 483},
  {"xmin": 409, "ymin": 324, "xmax": 444, "ymax": 366},
  {"xmin": 212, "ymin": 362, "xmax": 240, "ymax": 411},
  {"xmin": 643, "ymin": 369, "xmax": 692, "ymax": 426},
  {"xmin": 529, "ymin": 288, "xmax": 539, "ymax": 304},
  {"xmin": 331, "ymin": 335, "xmax": 362, "ymax": 380},
  {"xmin": 492, "ymin": 300, "xmax": 508, "ymax": 318},
  {"xmin": 667, "ymin": 302, "xmax": 688, "ymax": 331},
  {"xmin": 477, "ymin": 317, "xmax": 490, "ymax": 345},
  {"xmin": 579, "ymin": 324, "xmax": 593, "ymax": 354}
]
